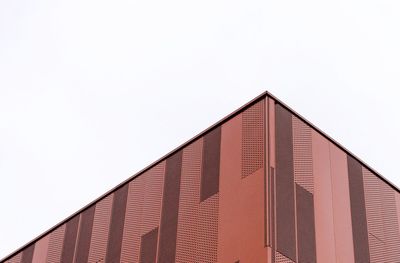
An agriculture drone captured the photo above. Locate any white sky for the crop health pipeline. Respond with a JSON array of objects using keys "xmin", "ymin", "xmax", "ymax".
[{"xmin": 1, "ymin": 0, "xmax": 400, "ymax": 259}]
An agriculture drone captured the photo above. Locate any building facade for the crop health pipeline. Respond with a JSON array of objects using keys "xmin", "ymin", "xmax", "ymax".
[{"xmin": 2, "ymin": 92, "xmax": 400, "ymax": 263}]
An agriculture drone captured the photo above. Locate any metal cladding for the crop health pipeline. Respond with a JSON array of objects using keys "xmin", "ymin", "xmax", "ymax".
[{"xmin": 3, "ymin": 93, "xmax": 400, "ymax": 263}]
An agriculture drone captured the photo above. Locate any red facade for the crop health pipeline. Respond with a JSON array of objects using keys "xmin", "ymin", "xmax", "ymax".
[{"xmin": 3, "ymin": 92, "xmax": 400, "ymax": 263}]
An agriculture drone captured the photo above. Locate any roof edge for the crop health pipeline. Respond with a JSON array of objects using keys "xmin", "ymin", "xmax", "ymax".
[{"xmin": 2, "ymin": 90, "xmax": 399, "ymax": 262}]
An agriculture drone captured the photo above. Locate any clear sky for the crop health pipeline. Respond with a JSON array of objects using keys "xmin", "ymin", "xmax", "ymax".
[{"xmin": 1, "ymin": 0, "xmax": 400, "ymax": 259}]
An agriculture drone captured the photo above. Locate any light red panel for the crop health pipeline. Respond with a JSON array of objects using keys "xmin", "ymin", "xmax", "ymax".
[
  {"xmin": 87, "ymin": 194, "xmax": 113, "ymax": 263},
  {"xmin": 312, "ymin": 131, "xmax": 336, "ymax": 263},
  {"xmin": 363, "ymin": 168, "xmax": 385, "ymax": 262},
  {"xmin": 396, "ymin": 193, "xmax": 400, "ymax": 237},
  {"xmin": 31, "ymin": 235, "xmax": 49, "ymax": 263},
  {"xmin": 142, "ymin": 163, "xmax": 165, "ymax": 236},
  {"xmin": 218, "ymin": 111, "xmax": 267, "ymax": 263},
  {"xmin": 381, "ymin": 181, "xmax": 400, "ymax": 262},
  {"xmin": 329, "ymin": 143, "xmax": 355, "ymax": 263},
  {"xmin": 46, "ymin": 224, "xmax": 65, "ymax": 263},
  {"xmin": 363, "ymin": 164, "xmax": 400, "ymax": 263},
  {"xmin": 4, "ymin": 253, "xmax": 21, "ymax": 263},
  {"xmin": 292, "ymin": 116, "xmax": 313, "ymax": 194},
  {"xmin": 175, "ymin": 139, "xmax": 202, "ymax": 262},
  {"xmin": 242, "ymin": 100, "xmax": 265, "ymax": 178},
  {"xmin": 120, "ymin": 162, "xmax": 165, "ymax": 263},
  {"xmin": 120, "ymin": 175, "xmax": 144, "ymax": 263},
  {"xmin": 197, "ymin": 194, "xmax": 219, "ymax": 263}
]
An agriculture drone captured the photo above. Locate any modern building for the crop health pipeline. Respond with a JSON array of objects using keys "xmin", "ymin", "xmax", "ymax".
[{"xmin": 2, "ymin": 91, "xmax": 400, "ymax": 263}]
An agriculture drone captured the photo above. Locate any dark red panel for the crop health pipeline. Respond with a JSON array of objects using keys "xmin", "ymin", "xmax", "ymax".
[
  {"xmin": 201, "ymin": 127, "xmax": 221, "ymax": 201},
  {"xmin": 105, "ymin": 183, "xmax": 129, "ymax": 262},
  {"xmin": 139, "ymin": 227, "xmax": 159, "ymax": 263},
  {"xmin": 157, "ymin": 150, "xmax": 183, "ymax": 263},
  {"xmin": 21, "ymin": 244, "xmax": 34, "ymax": 263},
  {"xmin": 74, "ymin": 205, "xmax": 95, "ymax": 263},
  {"xmin": 60, "ymin": 215, "xmax": 80, "ymax": 263},
  {"xmin": 347, "ymin": 155, "xmax": 370, "ymax": 263},
  {"xmin": 296, "ymin": 184, "xmax": 316, "ymax": 263},
  {"xmin": 275, "ymin": 103, "xmax": 296, "ymax": 261}
]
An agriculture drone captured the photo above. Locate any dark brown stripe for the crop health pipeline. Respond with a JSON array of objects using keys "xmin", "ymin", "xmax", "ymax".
[
  {"xmin": 347, "ymin": 155, "xmax": 370, "ymax": 262},
  {"xmin": 60, "ymin": 215, "xmax": 80, "ymax": 263},
  {"xmin": 296, "ymin": 184, "xmax": 316, "ymax": 263},
  {"xmin": 275, "ymin": 103, "xmax": 296, "ymax": 261},
  {"xmin": 157, "ymin": 150, "xmax": 182, "ymax": 263},
  {"xmin": 21, "ymin": 244, "xmax": 34, "ymax": 263},
  {"xmin": 200, "ymin": 127, "xmax": 221, "ymax": 201},
  {"xmin": 139, "ymin": 227, "xmax": 159, "ymax": 263},
  {"xmin": 74, "ymin": 205, "xmax": 95, "ymax": 263},
  {"xmin": 105, "ymin": 183, "xmax": 129, "ymax": 262}
]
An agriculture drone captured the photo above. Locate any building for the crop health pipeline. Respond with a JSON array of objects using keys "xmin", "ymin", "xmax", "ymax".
[{"xmin": 2, "ymin": 91, "xmax": 400, "ymax": 263}]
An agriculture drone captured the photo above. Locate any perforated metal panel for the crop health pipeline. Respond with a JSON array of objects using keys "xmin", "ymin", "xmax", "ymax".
[
  {"xmin": 120, "ymin": 162, "xmax": 165, "ymax": 263},
  {"xmin": 197, "ymin": 194, "xmax": 219, "ymax": 263},
  {"xmin": 46, "ymin": 224, "xmax": 65, "ymax": 263},
  {"xmin": 381, "ymin": 182, "xmax": 400, "ymax": 262},
  {"xmin": 292, "ymin": 116, "xmax": 313, "ymax": 194},
  {"xmin": 363, "ymin": 168, "xmax": 385, "ymax": 263},
  {"xmin": 142, "ymin": 164, "xmax": 165, "ymax": 234},
  {"xmin": 87, "ymin": 194, "xmax": 113, "ymax": 263},
  {"xmin": 139, "ymin": 227, "xmax": 158, "ymax": 263},
  {"xmin": 242, "ymin": 100, "xmax": 265, "ymax": 178},
  {"xmin": 5, "ymin": 93, "xmax": 400, "ymax": 263},
  {"xmin": 120, "ymin": 176, "xmax": 144, "ymax": 263},
  {"xmin": 175, "ymin": 139, "xmax": 202, "ymax": 263},
  {"xmin": 5, "ymin": 253, "xmax": 21, "ymax": 263},
  {"xmin": 275, "ymin": 251, "xmax": 294, "ymax": 263},
  {"xmin": 157, "ymin": 150, "xmax": 183, "ymax": 263},
  {"xmin": 363, "ymin": 167, "xmax": 400, "ymax": 263}
]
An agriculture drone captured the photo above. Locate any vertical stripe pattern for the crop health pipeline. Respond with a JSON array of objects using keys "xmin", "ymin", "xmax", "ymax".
[{"xmin": 4, "ymin": 94, "xmax": 400, "ymax": 263}]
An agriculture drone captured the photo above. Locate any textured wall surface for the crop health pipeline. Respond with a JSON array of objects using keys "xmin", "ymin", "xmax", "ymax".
[{"xmin": 3, "ymin": 94, "xmax": 400, "ymax": 263}]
